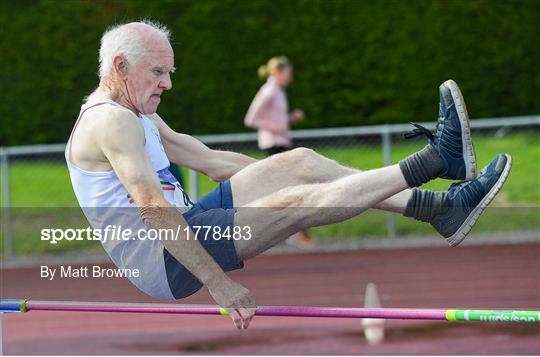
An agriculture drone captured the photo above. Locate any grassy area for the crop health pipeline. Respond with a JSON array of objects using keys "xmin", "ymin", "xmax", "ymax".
[{"xmin": 4, "ymin": 132, "xmax": 539, "ymax": 254}]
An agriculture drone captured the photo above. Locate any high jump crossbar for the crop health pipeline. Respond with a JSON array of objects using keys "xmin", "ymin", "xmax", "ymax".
[{"xmin": 1, "ymin": 299, "xmax": 539, "ymax": 323}]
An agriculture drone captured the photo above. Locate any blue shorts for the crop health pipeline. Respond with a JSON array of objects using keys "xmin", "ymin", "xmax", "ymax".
[{"xmin": 163, "ymin": 180, "xmax": 244, "ymax": 299}]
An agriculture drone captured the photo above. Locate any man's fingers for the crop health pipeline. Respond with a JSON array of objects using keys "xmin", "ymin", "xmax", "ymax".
[
  {"xmin": 229, "ymin": 309, "xmax": 242, "ymax": 329},
  {"xmin": 237, "ymin": 307, "xmax": 257, "ymax": 329},
  {"xmin": 213, "ymin": 283, "xmax": 257, "ymax": 330},
  {"xmin": 238, "ymin": 308, "xmax": 251, "ymax": 330}
]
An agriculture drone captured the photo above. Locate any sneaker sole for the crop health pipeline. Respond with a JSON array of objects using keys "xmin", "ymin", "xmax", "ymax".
[
  {"xmin": 443, "ymin": 79, "xmax": 477, "ymax": 180},
  {"xmin": 446, "ymin": 154, "xmax": 512, "ymax": 247}
]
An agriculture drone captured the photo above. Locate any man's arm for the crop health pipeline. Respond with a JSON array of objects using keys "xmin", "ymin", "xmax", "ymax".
[
  {"xmin": 151, "ymin": 114, "xmax": 257, "ymax": 182},
  {"xmin": 98, "ymin": 109, "xmax": 255, "ymax": 329}
]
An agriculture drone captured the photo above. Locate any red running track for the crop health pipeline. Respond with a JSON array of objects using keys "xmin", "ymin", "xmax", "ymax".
[{"xmin": 1, "ymin": 243, "xmax": 539, "ymax": 355}]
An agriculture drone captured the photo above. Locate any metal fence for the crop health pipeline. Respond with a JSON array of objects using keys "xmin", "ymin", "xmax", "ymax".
[{"xmin": 1, "ymin": 115, "xmax": 539, "ymax": 257}]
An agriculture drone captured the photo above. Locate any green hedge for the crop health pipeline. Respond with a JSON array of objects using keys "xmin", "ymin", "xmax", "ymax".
[{"xmin": 1, "ymin": 0, "xmax": 539, "ymax": 145}]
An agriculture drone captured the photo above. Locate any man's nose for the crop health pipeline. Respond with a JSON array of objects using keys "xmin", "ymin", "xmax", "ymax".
[{"xmin": 160, "ymin": 74, "xmax": 172, "ymax": 90}]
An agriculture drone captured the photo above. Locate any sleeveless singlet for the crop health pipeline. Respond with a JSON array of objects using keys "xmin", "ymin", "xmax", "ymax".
[{"xmin": 65, "ymin": 99, "xmax": 192, "ymax": 300}]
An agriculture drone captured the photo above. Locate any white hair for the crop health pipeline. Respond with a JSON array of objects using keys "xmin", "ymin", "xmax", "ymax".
[{"xmin": 98, "ymin": 20, "xmax": 171, "ymax": 79}]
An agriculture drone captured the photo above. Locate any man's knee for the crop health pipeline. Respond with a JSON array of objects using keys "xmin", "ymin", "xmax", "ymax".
[
  {"xmin": 283, "ymin": 148, "xmax": 320, "ymax": 181},
  {"xmin": 287, "ymin": 147, "xmax": 318, "ymax": 161},
  {"xmin": 266, "ymin": 147, "xmax": 318, "ymax": 167},
  {"xmin": 255, "ymin": 147, "xmax": 322, "ymax": 184}
]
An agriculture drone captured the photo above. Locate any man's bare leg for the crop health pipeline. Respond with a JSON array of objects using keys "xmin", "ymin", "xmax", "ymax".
[
  {"xmin": 230, "ymin": 151, "xmax": 512, "ymax": 260},
  {"xmin": 227, "ymin": 80, "xmax": 505, "ymax": 255},
  {"xmin": 232, "ymin": 164, "xmax": 409, "ymax": 260},
  {"xmin": 231, "ymin": 147, "xmax": 411, "ymax": 214},
  {"xmin": 231, "ymin": 152, "xmax": 512, "ymax": 258}
]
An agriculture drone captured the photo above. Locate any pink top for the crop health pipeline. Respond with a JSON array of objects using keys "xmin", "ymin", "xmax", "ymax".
[{"xmin": 244, "ymin": 77, "xmax": 292, "ymax": 149}]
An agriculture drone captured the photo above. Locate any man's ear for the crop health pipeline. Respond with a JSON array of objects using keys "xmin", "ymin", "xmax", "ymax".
[{"xmin": 112, "ymin": 55, "xmax": 129, "ymax": 80}]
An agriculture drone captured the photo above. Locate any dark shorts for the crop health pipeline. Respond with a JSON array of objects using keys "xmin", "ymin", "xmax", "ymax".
[
  {"xmin": 163, "ymin": 180, "xmax": 244, "ymax": 299},
  {"xmin": 265, "ymin": 145, "xmax": 293, "ymax": 157}
]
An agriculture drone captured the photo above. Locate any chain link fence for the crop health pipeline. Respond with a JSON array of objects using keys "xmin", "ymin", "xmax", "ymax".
[{"xmin": 1, "ymin": 116, "xmax": 539, "ymax": 258}]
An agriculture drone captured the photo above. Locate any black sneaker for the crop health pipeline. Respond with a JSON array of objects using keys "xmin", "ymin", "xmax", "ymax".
[
  {"xmin": 405, "ymin": 80, "xmax": 477, "ymax": 181},
  {"xmin": 431, "ymin": 154, "xmax": 512, "ymax": 247}
]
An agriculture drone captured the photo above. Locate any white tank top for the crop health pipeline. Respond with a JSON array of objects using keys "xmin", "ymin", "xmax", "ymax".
[{"xmin": 66, "ymin": 99, "xmax": 192, "ymax": 300}]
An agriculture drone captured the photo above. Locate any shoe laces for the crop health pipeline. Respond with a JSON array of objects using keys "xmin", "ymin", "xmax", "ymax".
[
  {"xmin": 448, "ymin": 180, "xmax": 469, "ymax": 191},
  {"xmin": 447, "ymin": 179, "xmax": 482, "ymax": 204},
  {"xmin": 403, "ymin": 122, "xmax": 435, "ymax": 141}
]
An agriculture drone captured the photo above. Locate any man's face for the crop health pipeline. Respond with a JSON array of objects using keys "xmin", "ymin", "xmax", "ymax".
[{"xmin": 127, "ymin": 37, "xmax": 175, "ymax": 115}]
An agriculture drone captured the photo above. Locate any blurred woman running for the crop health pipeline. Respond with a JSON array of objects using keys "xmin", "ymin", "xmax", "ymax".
[{"xmin": 244, "ymin": 56, "xmax": 314, "ymax": 248}]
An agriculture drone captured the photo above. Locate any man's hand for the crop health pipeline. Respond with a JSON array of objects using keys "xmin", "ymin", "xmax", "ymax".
[{"xmin": 207, "ymin": 276, "xmax": 257, "ymax": 329}]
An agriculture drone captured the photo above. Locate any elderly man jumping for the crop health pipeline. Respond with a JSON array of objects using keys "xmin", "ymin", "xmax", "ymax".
[{"xmin": 66, "ymin": 21, "xmax": 511, "ymax": 329}]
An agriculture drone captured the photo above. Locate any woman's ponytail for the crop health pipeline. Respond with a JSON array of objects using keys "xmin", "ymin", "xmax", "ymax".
[
  {"xmin": 258, "ymin": 64, "xmax": 269, "ymax": 80},
  {"xmin": 258, "ymin": 56, "xmax": 290, "ymax": 80}
]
